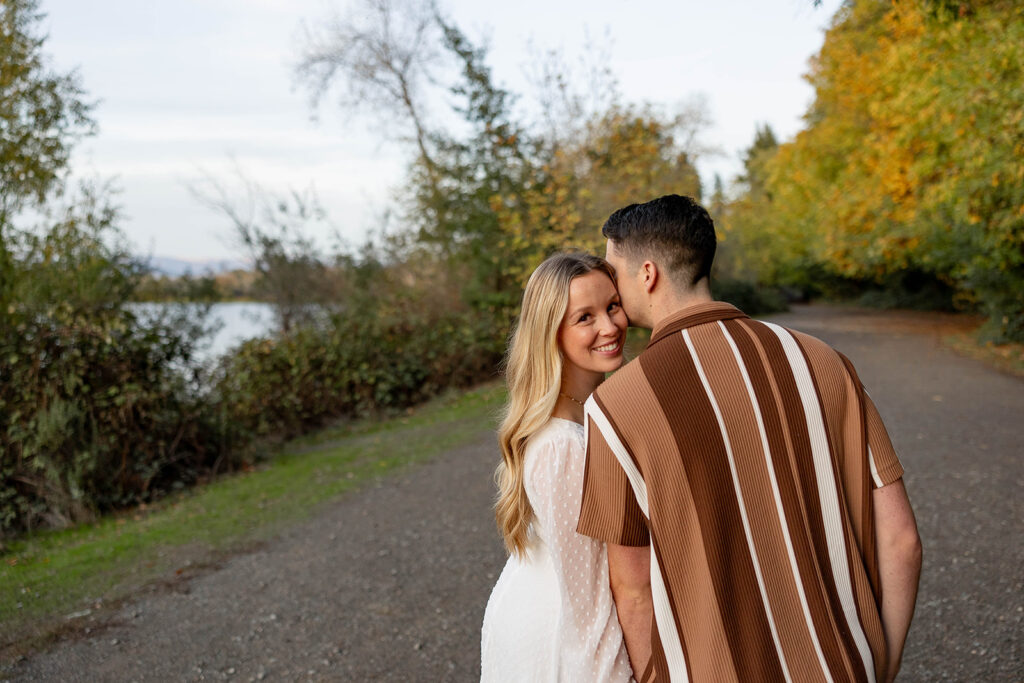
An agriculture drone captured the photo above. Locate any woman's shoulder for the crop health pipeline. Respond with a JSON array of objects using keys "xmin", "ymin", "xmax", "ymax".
[{"xmin": 525, "ymin": 417, "xmax": 584, "ymax": 458}]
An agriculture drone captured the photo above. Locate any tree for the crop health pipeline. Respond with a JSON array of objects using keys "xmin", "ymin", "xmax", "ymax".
[
  {"xmin": 404, "ymin": 15, "xmax": 532, "ymax": 311},
  {"xmin": 0, "ymin": 180, "xmax": 224, "ymax": 537},
  {"xmin": 0, "ymin": 0, "xmax": 94, "ymax": 217},
  {"xmin": 296, "ymin": 0, "xmax": 535, "ymax": 313},
  {"xmin": 294, "ymin": 1, "xmax": 715, "ymax": 319},
  {"xmin": 710, "ymin": 174, "xmax": 726, "ymax": 215},
  {"xmin": 726, "ymin": 0, "xmax": 1024, "ymax": 338},
  {"xmin": 520, "ymin": 29, "xmax": 620, "ymax": 151},
  {"xmin": 492, "ymin": 105, "xmax": 705, "ymax": 287},
  {"xmin": 189, "ymin": 172, "xmax": 344, "ymax": 334},
  {"xmin": 737, "ymin": 123, "xmax": 778, "ymax": 199},
  {"xmin": 705, "ymin": 125, "xmax": 786, "ymax": 285},
  {"xmin": 295, "ymin": 0, "xmax": 444, "ymax": 174},
  {"xmin": 1, "ymin": 0, "xmax": 95, "ymax": 314}
]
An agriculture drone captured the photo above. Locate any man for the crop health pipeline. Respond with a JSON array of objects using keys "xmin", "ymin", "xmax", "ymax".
[{"xmin": 576, "ymin": 195, "xmax": 922, "ymax": 682}]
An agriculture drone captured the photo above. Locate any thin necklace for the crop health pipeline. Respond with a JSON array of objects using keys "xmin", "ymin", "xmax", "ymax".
[{"xmin": 559, "ymin": 392, "xmax": 585, "ymax": 407}]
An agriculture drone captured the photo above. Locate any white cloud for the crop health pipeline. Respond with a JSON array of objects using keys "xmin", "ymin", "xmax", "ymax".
[{"xmin": 40, "ymin": 0, "xmax": 842, "ymax": 259}]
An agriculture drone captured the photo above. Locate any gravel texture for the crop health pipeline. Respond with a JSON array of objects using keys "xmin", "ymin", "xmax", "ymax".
[{"xmin": 4, "ymin": 304, "xmax": 1022, "ymax": 682}]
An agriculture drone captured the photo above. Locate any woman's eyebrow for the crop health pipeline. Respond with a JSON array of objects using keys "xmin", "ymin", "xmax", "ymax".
[{"xmin": 567, "ymin": 304, "xmax": 594, "ymax": 317}]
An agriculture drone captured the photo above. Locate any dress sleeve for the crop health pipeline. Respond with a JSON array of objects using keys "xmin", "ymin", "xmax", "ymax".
[
  {"xmin": 576, "ymin": 411, "xmax": 649, "ymax": 547},
  {"xmin": 863, "ymin": 389, "xmax": 904, "ymax": 488},
  {"xmin": 525, "ymin": 428, "xmax": 634, "ymax": 681}
]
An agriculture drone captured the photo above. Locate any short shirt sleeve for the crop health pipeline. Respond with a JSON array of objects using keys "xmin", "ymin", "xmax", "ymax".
[
  {"xmin": 576, "ymin": 410, "xmax": 649, "ymax": 547},
  {"xmin": 864, "ymin": 390, "xmax": 904, "ymax": 488}
]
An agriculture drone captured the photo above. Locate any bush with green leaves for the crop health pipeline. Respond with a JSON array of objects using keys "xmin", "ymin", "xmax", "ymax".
[
  {"xmin": 0, "ymin": 210, "xmax": 508, "ymax": 539},
  {"xmin": 0, "ymin": 308, "xmax": 229, "ymax": 531},
  {"xmin": 211, "ymin": 304, "xmax": 505, "ymax": 444},
  {"xmin": 0, "ymin": 195, "xmax": 231, "ymax": 537}
]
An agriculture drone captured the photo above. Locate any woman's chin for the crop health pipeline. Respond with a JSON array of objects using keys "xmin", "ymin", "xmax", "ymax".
[{"xmin": 591, "ymin": 355, "xmax": 624, "ymax": 373}]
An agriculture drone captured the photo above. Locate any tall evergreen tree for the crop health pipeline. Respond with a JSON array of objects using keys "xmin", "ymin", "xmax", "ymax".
[{"xmin": 737, "ymin": 123, "xmax": 778, "ymax": 199}]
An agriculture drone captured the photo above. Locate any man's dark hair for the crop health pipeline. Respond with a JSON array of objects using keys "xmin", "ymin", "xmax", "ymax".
[{"xmin": 601, "ymin": 194, "xmax": 717, "ymax": 287}]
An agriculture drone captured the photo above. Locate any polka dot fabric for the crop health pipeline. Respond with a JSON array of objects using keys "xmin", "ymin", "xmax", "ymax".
[{"xmin": 481, "ymin": 418, "xmax": 634, "ymax": 682}]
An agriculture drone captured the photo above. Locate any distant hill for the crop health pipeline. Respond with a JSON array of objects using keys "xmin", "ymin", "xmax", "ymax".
[{"xmin": 145, "ymin": 256, "xmax": 249, "ymax": 278}]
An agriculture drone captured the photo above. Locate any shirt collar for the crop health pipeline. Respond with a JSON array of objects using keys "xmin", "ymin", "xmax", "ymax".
[{"xmin": 647, "ymin": 301, "xmax": 749, "ymax": 348}]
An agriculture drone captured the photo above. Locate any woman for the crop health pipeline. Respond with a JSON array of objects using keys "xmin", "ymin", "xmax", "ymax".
[{"xmin": 480, "ymin": 252, "xmax": 633, "ymax": 682}]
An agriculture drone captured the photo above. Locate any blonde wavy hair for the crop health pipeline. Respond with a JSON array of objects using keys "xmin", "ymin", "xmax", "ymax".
[{"xmin": 495, "ymin": 252, "xmax": 616, "ymax": 556}]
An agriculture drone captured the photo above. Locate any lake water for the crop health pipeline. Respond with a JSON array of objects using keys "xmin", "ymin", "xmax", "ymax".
[
  {"xmin": 204, "ymin": 302, "xmax": 277, "ymax": 358},
  {"xmin": 131, "ymin": 302, "xmax": 277, "ymax": 362}
]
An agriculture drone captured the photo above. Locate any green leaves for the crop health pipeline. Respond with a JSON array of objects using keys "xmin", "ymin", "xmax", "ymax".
[
  {"xmin": 209, "ymin": 305, "xmax": 502, "ymax": 445},
  {"xmin": 1, "ymin": 182, "xmax": 224, "ymax": 537},
  {"xmin": 0, "ymin": 0, "xmax": 95, "ymax": 215},
  {"xmin": 725, "ymin": 0, "xmax": 1024, "ymax": 340}
]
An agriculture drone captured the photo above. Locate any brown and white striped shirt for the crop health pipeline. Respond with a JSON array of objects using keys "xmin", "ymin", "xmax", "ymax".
[{"xmin": 577, "ymin": 302, "xmax": 903, "ymax": 683}]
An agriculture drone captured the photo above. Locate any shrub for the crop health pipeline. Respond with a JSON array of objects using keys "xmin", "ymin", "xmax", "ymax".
[
  {"xmin": 0, "ymin": 306, "xmax": 230, "ymax": 536},
  {"xmin": 713, "ymin": 278, "xmax": 789, "ymax": 317},
  {"xmin": 0, "ymin": 193, "xmax": 232, "ymax": 538},
  {"xmin": 211, "ymin": 306, "xmax": 505, "ymax": 443}
]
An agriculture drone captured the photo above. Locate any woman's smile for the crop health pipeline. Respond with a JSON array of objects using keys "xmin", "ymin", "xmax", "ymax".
[{"xmin": 592, "ymin": 339, "xmax": 622, "ymax": 355}]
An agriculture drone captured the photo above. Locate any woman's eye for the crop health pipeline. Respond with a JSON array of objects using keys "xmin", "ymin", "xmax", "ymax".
[
  {"xmin": 578, "ymin": 313, "xmax": 591, "ymax": 322},
  {"xmin": 609, "ymin": 302, "xmax": 620, "ymax": 311}
]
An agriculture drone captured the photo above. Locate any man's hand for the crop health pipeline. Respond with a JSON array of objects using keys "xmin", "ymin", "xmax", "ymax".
[
  {"xmin": 608, "ymin": 543, "xmax": 654, "ymax": 678},
  {"xmin": 873, "ymin": 479, "xmax": 922, "ymax": 683}
]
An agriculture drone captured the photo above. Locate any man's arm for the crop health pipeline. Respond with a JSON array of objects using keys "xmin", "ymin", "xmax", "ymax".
[
  {"xmin": 873, "ymin": 478, "xmax": 922, "ymax": 683},
  {"xmin": 608, "ymin": 543, "xmax": 653, "ymax": 678}
]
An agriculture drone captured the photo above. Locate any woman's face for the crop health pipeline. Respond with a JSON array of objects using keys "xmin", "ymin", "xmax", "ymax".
[{"xmin": 558, "ymin": 270, "xmax": 628, "ymax": 379}]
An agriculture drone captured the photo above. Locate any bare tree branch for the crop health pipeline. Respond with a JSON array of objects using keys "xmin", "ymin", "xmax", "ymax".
[
  {"xmin": 294, "ymin": 0, "xmax": 443, "ymax": 171},
  {"xmin": 521, "ymin": 27, "xmax": 620, "ymax": 149},
  {"xmin": 187, "ymin": 167, "xmax": 339, "ymax": 334}
]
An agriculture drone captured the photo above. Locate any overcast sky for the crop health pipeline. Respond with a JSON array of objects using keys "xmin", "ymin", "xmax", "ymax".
[{"xmin": 41, "ymin": 0, "xmax": 843, "ymax": 263}]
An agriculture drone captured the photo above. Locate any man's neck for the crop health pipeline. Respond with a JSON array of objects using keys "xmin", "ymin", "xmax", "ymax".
[{"xmin": 647, "ymin": 283, "xmax": 714, "ymax": 328}]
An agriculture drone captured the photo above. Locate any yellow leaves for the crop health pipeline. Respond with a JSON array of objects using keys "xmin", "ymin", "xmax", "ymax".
[
  {"xmin": 493, "ymin": 109, "xmax": 701, "ymax": 282},
  {"xmin": 738, "ymin": 0, "xmax": 1024, "ymax": 289},
  {"xmin": 884, "ymin": 1, "xmax": 926, "ymax": 42}
]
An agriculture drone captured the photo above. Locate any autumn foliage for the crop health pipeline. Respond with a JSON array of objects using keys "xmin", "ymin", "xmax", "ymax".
[
  {"xmin": 492, "ymin": 108, "xmax": 703, "ymax": 289},
  {"xmin": 722, "ymin": 0, "xmax": 1023, "ymax": 340}
]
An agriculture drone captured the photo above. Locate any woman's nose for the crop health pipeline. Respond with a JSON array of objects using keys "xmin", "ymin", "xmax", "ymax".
[{"xmin": 598, "ymin": 313, "xmax": 619, "ymax": 336}]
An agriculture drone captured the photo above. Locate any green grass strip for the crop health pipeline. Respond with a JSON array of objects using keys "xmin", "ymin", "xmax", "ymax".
[
  {"xmin": 0, "ymin": 382, "xmax": 505, "ymax": 654},
  {"xmin": 945, "ymin": 331, "xmax": 1024, "ymax": 378}
]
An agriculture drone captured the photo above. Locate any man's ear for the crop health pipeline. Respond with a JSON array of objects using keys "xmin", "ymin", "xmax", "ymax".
[{"xmin": 641, "ymin": 260, "xmax": 658, "ymax": 293}]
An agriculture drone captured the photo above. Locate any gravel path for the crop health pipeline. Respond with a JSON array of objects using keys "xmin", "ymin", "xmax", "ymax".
[{"xmin": 5, "ymin": 305, "xmax": 1022, "ymax": 682}]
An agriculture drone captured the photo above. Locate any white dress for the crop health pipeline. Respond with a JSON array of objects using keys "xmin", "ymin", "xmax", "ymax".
[{"xmin": 480, "ymin": 418, "xmax": 633, "ymax": 682}]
